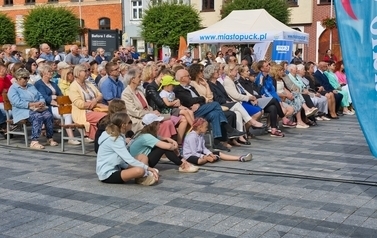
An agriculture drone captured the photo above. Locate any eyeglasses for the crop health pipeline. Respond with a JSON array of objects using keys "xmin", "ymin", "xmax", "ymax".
[
  {"xmin": 32, "ymin": 64, "xmax": 37, "ymax": 66},
  {"xmin": 112, "ymin": 67, "xmax": 119, "ymax": 71},
  {"xmin": 21, "ymin": 77, "xmax": 30, "ymax": 80}
]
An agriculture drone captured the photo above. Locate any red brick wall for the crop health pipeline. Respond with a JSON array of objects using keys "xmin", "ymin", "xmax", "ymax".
[
  {"xmin": 304, "ymin": 0, "xmax": 340, "ymax": 62},
  {"xmin": 0, "ymin": 1, "xmax": 122, "ymax": 46}
]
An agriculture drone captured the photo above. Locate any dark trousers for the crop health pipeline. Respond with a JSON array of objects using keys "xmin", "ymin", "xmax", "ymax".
[
  {"xmin": 334, "ymin": 93, "xmax": 343, "ymax": 111},
  {"xmin": 302, "ymin": 94, "xmax": 315, "ymax": 108},
  {"xmin": 148, "ymin": 146, "xmax": 182, "ymax": 167},
  {"xmin": 264, "ymin": 98, "xmax": 284, "ymax": 128}
]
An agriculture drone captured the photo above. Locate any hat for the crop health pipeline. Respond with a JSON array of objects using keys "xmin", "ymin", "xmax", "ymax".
[
  {"xmin": 15, "ymin": 68, "xmax": 30, "ymax": 79},
  {"xmin": 158, "ymin": 75, "xmax": 180, "ymax": 90},
  {"xmin": 57, "ymin": 61, "xmax": 70, "ymax": 70},
  {"xmin": 36, "ymin": 58, "xmax": 46, "ymax": 65},
  {"xmin": 142, "ymin": 113, "xmax": 164, "ymax": 126}
]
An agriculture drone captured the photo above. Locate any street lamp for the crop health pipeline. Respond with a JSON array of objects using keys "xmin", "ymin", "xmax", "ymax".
[
  {"xmin": 79, "ymin": 0, "xmax": 83, "ymax": 48},
  {"xmin": 329, "ymin": 0, "xmax": 333, "ymax": 50}
]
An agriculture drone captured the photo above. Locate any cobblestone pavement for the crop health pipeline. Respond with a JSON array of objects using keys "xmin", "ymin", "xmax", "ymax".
[{"xmin": 0, "ymin": 116, "xmax": 376, "ymax": 238}]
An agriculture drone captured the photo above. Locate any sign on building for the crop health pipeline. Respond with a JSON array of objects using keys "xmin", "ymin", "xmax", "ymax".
[{"xmin": 88, "ymin": 29, "xmax": 121, "ymax": 58}]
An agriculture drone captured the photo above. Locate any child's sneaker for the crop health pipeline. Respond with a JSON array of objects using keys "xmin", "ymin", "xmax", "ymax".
[
  {"xmin": 135, "ymin": 172, "xmax": 157, "ymax": 186},
  {"xmin": 239, "ymin": 153, "xmax": 253, "ymax": 162}
]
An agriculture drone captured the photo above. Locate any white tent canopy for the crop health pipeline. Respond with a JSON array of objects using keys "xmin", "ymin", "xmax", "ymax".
[{"xmin": 187, "ymin": 9, "xmax": 309, "ymax": 45}]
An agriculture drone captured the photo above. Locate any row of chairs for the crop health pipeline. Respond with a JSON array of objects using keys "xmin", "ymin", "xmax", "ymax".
[{"xmin": 2, "ymin": 92, "xmax": 87, "ymax": 154}]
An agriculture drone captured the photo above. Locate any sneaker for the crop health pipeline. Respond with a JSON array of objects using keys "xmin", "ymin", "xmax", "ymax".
[
  {"xmin": 179, "ymin": 163, "xmax": 199, "ymax": 173},
  {"xmin": 321, "ymin": 116, "xmax": 331, "ymax": 121},
  {"xmin": 84, "ymin": 137, "xmax": 94, "ymax": 143},
  {"xmin": 213, "ymin": 143, "xmax": 231, "ymax": 152},
  {"xmin": 305, "ymin": 108, "xmax": 318, "ymax": 117},
  {"xmin": 135, "ymin": 172, "xmax": 157, "ymax": 186},
  {"xmin": 68, "ymin": 139, "xmax": 81, "ymax": 145},
  {"xmin": 239, "ymin": 153, "xmax": 253, "ymax": 162},
  {"xmin": 343, "ymin": 110, "xmax": 355, "ymax": 115},
  {"xmin": 227, "ymin": 129, "xmax": 246, "ymax": 139}
]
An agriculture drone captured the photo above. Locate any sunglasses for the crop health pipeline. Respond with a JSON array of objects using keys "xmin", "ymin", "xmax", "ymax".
[{"xmin": 21, "ymin": 77, "xmax": 30, "ymax": 80}]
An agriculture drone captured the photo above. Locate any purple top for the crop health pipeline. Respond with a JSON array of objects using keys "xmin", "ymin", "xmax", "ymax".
[{"xmin": 183, "ymin": 131, "xmax": 211, "ymax": 159}]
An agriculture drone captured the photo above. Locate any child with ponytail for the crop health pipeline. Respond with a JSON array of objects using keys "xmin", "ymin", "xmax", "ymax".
[
  {"xmin": 183, "ymin": 118, "xmax": 252, "ymax": 165},
  {"xmin": 96, "ymin": 111, "xmax": 159, "ymax": 185}
]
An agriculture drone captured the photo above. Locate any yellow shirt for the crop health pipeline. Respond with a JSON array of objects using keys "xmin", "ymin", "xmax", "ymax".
[{"xmin": 58, "ymin": 79, "xmax": 71, "ymax": 96}]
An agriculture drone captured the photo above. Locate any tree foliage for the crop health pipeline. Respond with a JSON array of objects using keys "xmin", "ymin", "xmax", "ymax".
[
  {"xmin": 0, "ymin": 13, "xmax": 15, "ymax": 45},
  {"xmin": 141, "ymin": 1, "xmax": 201, "ymax": 50},
  {"xmin": 24, "ymin": 5, "xmax": 79, "ymax": 49},
  {"xmin": 221, "ymin": 0, "xmax": 291, "ymax": 24}
]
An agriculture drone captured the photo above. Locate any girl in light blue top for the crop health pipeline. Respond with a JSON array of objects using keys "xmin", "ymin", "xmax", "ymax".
[{"xmin": 96, "ymin": 112, "xmax": 159, "ymax": 185}]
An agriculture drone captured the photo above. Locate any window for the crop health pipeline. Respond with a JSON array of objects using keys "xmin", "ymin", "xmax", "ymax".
[
  {"xmin": 202, "ymin": 0, "xmax": 214, "ymax": 11},
  {"xmin": 47, "ymin": 0, "xmax": 59, "ymax": 3},
  {"xmin": 4, "ymin": 0, "xmax": 13, "ymax": 5},
  {"xmin": 25, "ymin": 0, "xmax": 35, "ymax": 4},
  {"xmin": 318, "ymin": 0, "xmax": 332, "ymax": 4},
  {"xmin": 131, "ymin": 0, "xmax": 142, "ymax": 20},
  {"xmin": 287, "ymin": 0, "xmax": 298, "ymax": 6},
  {"xmin": 99, "ymin": 18, "xmax": 110, "ymax": 30}
]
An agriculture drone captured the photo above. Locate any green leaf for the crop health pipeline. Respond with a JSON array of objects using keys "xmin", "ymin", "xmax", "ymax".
[{"xmin": 0, "ymin": 13, "xmax": 15, "ymax": 44}]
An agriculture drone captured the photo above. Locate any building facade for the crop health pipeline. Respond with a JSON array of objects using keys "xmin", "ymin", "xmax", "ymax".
[{"xmin": 0, "ymin": 0, "xmax": 122, "ymax": 46}]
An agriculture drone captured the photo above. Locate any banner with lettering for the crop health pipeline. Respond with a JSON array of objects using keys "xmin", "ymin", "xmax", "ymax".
[
  {"xmin": 334, "ymin": 0, "xmax": 377, "ymax": 157},
  {"xmin": 271, "ymin": 40, "xmax": 293, "ymax": 63}
]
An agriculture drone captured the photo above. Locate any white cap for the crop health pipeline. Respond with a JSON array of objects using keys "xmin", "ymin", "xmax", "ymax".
[
  {"xmin": 57, "ymin": 61, "xmax": 70, "ymax": 70},
  {"xmin": 142, "ymin": 113, "xmax": 164, "ymax": 125},
  {"xmin": 36, "ymin": 58, "xmax": 46, "ymax": 64}
]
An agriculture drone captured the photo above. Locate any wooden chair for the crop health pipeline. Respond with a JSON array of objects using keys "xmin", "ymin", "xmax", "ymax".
[
  {"xmin": 2, "ymin": 92, "xmax": 29, "ymax": 147},
  {"xmin": 56, "ymin": 96, "xmax": 86, "ymax": 154}
]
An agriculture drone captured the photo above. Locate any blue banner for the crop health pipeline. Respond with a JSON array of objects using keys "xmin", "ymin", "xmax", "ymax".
[
  {"xmin": 334, "ymin": 0, "xmax": 377, "ymax": 157},
  {"xmin": 271, "ymin": 40, "xmax": 293, "ymax": 63}
]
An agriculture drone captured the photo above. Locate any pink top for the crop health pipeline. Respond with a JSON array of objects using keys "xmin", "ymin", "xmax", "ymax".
[{"xmin": 335, "ymin": 71, "xmax": 347, "ymax": 85}]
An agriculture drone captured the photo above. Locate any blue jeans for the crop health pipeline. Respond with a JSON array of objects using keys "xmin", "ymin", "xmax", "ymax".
[
  {"xmin": 194, "ymin": 102, "xmax": 227, "ymax": 138},
  {"xmin": 28, "ymin": 110, "xmax": 54, "ymax": 140},
  {"xmin": 0, "ymin": 108, "xmax": 5, "ymax": 125}
]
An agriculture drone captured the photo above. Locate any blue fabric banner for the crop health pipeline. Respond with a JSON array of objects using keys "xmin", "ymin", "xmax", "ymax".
[
  {"xmin": 334, "ymin": 0, "xmax": 377, "ymax": 157},
  {"xmin": 271, "ymin": 40, "xmax": 293, "ymax": 63}
]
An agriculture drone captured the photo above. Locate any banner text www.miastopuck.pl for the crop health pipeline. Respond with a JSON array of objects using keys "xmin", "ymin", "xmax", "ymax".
[{"xmin": 199, "ymin": 33, "xmax": 267, "ymax": 41}]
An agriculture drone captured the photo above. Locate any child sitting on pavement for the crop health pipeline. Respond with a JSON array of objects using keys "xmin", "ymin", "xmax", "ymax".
[
  {"xmin": 182, "ymin": 118, "xmax": 252, "ymax": 165},
  {"xmin": 159, "ymin": 75, "xmax": 195, "ymax": 127}
]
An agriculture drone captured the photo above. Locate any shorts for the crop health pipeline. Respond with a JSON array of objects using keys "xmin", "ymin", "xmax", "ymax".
[
  {"xmin": 186, "ymin": 151, "xmax": 220, "ymax": 165},
  {"xmin": 101, "ymin": 170, "xmax": 124, "ymax": 184}
]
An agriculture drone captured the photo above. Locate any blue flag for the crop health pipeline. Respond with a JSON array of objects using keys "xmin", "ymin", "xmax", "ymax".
[{"xmin": 334, "ymin": 0, "xmax": 377, "ymax": 157}]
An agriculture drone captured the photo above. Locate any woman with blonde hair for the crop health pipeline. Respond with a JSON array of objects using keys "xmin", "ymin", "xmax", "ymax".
[
  {"xmin": 68, "ymin": 64, "xmax": 107, "ymax": 142},
  {"xmin": 141, "ymin": 63, "xmax": 157, "ymax": 88},
  {"xmin": 27, "ymin": 48, "xmax": 39, "ymax": 61},
  {"xmin": 58, "ymin": 68, "xmax": 74, "ymax": 96},
  {"xmin": 96, "ymin": 112, "xmax": 159, "ymax": 185}
]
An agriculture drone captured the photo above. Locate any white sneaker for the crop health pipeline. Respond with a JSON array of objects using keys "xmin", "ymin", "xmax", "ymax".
[
  {"xmin": 315, "ymin": 116, "xmax": 323, "ymax": 121},
  {"xmin": 135, "ymin": 172, "xmax": 157, "ymax": 186},
  {"xmin": 68, "ymin": 139, "xmax": 81, "ymax": 145},
  {"xmin": 321, "ymin": 116, "xmax": 331, "ymax": 121},
  {"xmin": 84, "ymin": 137, "xmax": 94, "ymax": 143},
  {"xmin": 239, "ymin": 153, "xmax": 253, "ymax": 162},
  {"xmin": 179, "ymin": 163, "xmax": 199, "ymax": 173}
]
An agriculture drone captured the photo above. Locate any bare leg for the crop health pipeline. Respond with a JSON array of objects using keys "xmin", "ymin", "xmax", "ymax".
[
  {"xmin": 120, "ymin": 154, "xmax": 149, "ymax": 182},
  {"xmin": 176, "ymin": 116, "xmax": 188, "ymax": 145},
  {"xmin": 180, "ymin": 109, "xmax": 194, "ymax": 126},
  {"xmin": 219, "ymin": 152, "xmax": 240, "ymax": 161},
  {"xmin": 296, "ymin": 111, "xmax": 306, "ymax": 125}
]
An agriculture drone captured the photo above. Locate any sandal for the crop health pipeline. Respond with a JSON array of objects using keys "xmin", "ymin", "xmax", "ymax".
[
  {"xmin": 282, "ymin": 120, "xmax": 296, "ymax": 128},
  {"xmin": 237, "ymin": 138, "xmax": 251, "ymax": 145},
  {"xmin": 229, "ymin": 139, "xmax": 241, "ymax": 147},
  {"xmin": 30, "ymin": 141, "xmax": 45, "ymax": 150},
  {"xmin": 47, "ymin": 138, "xmax": 58, "ymax": 146},
  {"xmin": 270, "ymin": 130, "xmax": 285, "ymax": 137}
]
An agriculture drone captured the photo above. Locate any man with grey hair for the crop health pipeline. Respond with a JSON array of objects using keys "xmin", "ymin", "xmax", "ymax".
[
  {"xmin": 174, "ymin": 69, "xmax": 245, "ymax": 151},
  {"xmin": 80, "ymin": 47, "xmax": 94, "ymax": 63},
  {"xmin": 39, "ymin": 43, "xmax": 54, "ymax": 61},
  {"xmin": 65, "ymin": 45, "xmax": 82, "ymax": 66}
]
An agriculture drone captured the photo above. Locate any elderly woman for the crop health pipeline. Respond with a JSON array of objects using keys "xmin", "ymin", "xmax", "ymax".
[
  {"xmin": 204, "ymin": 64, "xmax": 265, "ymax": 144},
  {"xmin": 119, "ymin": 63, "xmax": 131, "ymax": 87},
  {"xmin": 8, "ymin": 68, "xmax": 58, "ymax": 149},
  {"xmin": 145, "ymin": 68, "xmax": 189, "ymax": 146},
  {"xmin": 121, "ymin": 68, "xmax": 177, "ymax": 139},
  {"xmin": 296, "ymin": 64, "xmax": 330, "ymax": 121},
  {"xmin": 334, "ymin": 60, "xmax": 353, "ymax": 112},
  {"xmin": 68, "ymin": 64, "xmax": 107, "ymax": 142},
  {"xmin": 34, "ymin": 65, "xmax": 80, "ymax": 145},
  {"xmin": 0, "ymin": 63, "xmax": 12, "ymax": 134}
]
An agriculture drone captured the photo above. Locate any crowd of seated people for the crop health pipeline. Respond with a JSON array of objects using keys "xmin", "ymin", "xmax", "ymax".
[{"xmin": 0, "ymin": 43, "xmax": 355, "ymax": 186}]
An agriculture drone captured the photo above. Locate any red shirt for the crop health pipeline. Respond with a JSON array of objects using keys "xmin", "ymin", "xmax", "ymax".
[{"xmin": 0, "ymin": 76, "xmax": 12, "ymax": 103}]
